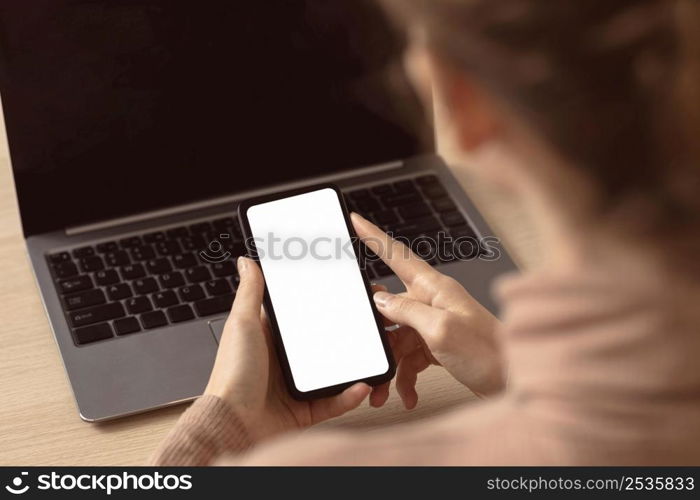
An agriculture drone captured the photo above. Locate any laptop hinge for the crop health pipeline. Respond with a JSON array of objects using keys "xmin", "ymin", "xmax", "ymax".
[{"xmin": 65, "ymin": 160, "xmax": 405, "ymax": 235}]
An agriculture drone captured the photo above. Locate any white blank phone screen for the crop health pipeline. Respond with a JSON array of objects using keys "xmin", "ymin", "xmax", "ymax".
[{"xmin": 246, "ymin": 188, "xmax": 389, "ymax": 393}]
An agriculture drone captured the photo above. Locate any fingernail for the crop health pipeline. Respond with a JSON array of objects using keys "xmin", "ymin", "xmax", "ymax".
[
  {"xmin": 373, "ymin": 291, "xmax": 394, "ymax": 308},
  {"xmin": 237, "ymin": 257, "xmax": 248, "ymax": 274}
]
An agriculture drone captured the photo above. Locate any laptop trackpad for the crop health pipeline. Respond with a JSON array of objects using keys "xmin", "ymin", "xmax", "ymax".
[{"xmin": 209, "ymin": 318, "xmax": 227, "ymax": 344}]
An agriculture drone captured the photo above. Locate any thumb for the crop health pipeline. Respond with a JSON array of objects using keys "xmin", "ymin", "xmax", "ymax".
[
  {"xmin": 229, "ymin": 257, "xmax": 265, "ymax": 323},
  {"xmin": 310, "ymin": 383, "xmax": 372, "ymax": 423},
  {"xmin": 373, "ymin": 291, "xmax": 445, "ymax": 338}
]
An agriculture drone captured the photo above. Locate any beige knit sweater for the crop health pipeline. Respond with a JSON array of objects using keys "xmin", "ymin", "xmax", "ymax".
[{"xmin": 150, "ymin": 263, "xmax": 700, "ymax": 465}]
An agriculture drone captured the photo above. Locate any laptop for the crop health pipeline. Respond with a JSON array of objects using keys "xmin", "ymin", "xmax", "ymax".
[{"xmin": 0, "ymin": 0, "xmax": 517, "ymax": 421}]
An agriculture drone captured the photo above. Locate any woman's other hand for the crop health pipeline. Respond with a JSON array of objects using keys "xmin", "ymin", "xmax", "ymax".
[{"xmin": 352, "ymin": 213, "xmax": 506, "ymax": 408}]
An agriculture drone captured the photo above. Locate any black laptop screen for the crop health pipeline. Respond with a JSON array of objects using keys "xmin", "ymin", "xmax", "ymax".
[{"xmin": 0, "ymin": 0, "xmax": 431, "ymax": 236}]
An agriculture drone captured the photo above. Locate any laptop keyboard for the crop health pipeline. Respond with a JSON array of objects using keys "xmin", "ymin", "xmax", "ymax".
[{"xmin": 47, "ymin": 175, "xmax": 478, "ymax": 346}]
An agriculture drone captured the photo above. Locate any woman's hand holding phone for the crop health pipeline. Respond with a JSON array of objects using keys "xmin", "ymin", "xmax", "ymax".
[{"xmin": 204, "ymin": 257, "xmax": 373, "ymax": 442}]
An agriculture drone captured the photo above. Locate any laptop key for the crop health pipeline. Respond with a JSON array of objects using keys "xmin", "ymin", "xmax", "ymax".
[
  {"xmin": 133, "ymin": 277, "xmax": 159, "ymax": 295},
  {"xmin": 173, "ymin": 253, "xmax": 198, "ymax": 269},
  {"xmin": 451, "ymin": 226, "xmax": 477, "ymax": 239},
  {"xmin": 212, "ymin": 217, "xmax": 236, "ymax": 230},
  {"xmin": 140, "ymin": 310, "xmax": 168, "ymax": 330},
  {"xmin": 130, "ymin": 245, "xmax": 155, "ymax": 261},
  {"xmin": 394, "ymin": 217, "xmax": 442, "ymax": 238},
  {"xmin": 146, "ymin": 258, "xmax": 172, "ymax": 275},
  {"xmin": 230, "ymin": 239, "xmax": 247, "ymax": 256},
  {"xmin": 422, "ymin": 185, "xmax": 448, "ymax": 199},
  {"xmin": 399, "ymin": 203, "xmax": 433, "ymax": 220},
  {"xmin": 166, "ymin": 226, "xmax": 189, "ymax": 239},
  {"xmin": 152, "ymin": 290, "xmax": 179, "ymax": 308},
  {"xmin": 54, "ymin": 261, "xmax": 78, "ymax": 279},
  {"xmin": 113, "ymin": 317, "xmax": 141, "ymax": 336},
  {"xmin": 348, "ymin": 189, "xmax": 372, "ymax": 200},
  {"xmin": 62, "ymin": 288, "xmax": 106, "ymax": 311},
  {"xmin": 59, "ymin": 275, "xmax": 93, "ymax": 294},
  {"xmin": 95, "ymin": 269, "xmax": 120, "ymax": 286},
  {"xmin": 126, "ymin": 296, "xmax": 153, "ymax": 314},
  {"xmin": 442, "ymin": 212, "xmax": 468, "ymax": 228},
  {"xmin": 432, "ymin": 198, "xmax": 457, "ymax": 213},
  {"xmin": 371, "ymin": 209, "xmax": 399, "ymax": 226},
  {"xmin": 167, "ymin": 304, "xmax": 195, "ymax": 323},
  {"xmin": 194, "ymin": 294, "xmax": 235, "ymax": 317},
  {"xmin": 186, "ymin": 266, "xmax": 211, "ymax": 283},
  {"xmin": 70, "ymin": 302, "xmax": 125, "ymax": 328},
  {"xmin": 224, "ymin": 225, "xmax": 243, "ymax": 239},
  {"xmin": 393, "ymin": 179, "xmax": 418, "ymax": 194},
  {"xmin": 211, "ymin": 261, "xmax": 235, "ymax": 277},
  {"xmin": 205, "ymin": 279, "xmax": 232, "ymax": 297},
  {"xmin": 120, "ymin": 263, "xmax": 146, "ymax": 280},
  {"xmin": 155, "ymin": 240, "xmax": 181, "ymax": 256},
  {"xmin": 80, "ymin": 256, "xmax": 104, "ymax": 273},
  {"xmin": 119, "ymin": 236, "xmax": 142, "ymax": 248},
  {"xmin": 72, "ymin": 246, "xmax": 95, "ymax": 259},
  {"xmin": 96, "ymin": 241, "xmax": 118, "ymax": 253},
  {"xmin": 180, "ymin": 235, "xmax": 206, "ymax": 251},
  {"xmin": 371, "ymin": 184, "xmax": 394, "ymax": 196},
  {"xmin": 416, "ymin": 175, "xmax": 439, "ymax": 186},
  {"xmin": 356, "ymin": 198, "xmax": 382, "ymax": 213},
  {"xmin": 49, "ymin": 252, "xmax": 72, "ymax": 264},
  {"xmin": 215, "ymin": 225, "xmax": 241, "ymax": 240},
  {"xmin": 190, "ymin": 222, "xmax": 212, "ymax": 234},
  {"xmin": 104, "ymin": 250, "xmax": 130, "ymax": 267},
  {"xmin": 383, "ymin": 193, "xmax": 423, "ymax": 208},
  {"xmin": 178, "ymin": 284, "xmax": 205, "ymax": 302},
  {"xmin": 159, "ymin": 272, "xmax": 185, "ymax": 289},
  {"xmin": 143, "ymin": 231, "xmax": 166, "ymax": 243},
  {"xmin": 107, "ymin": 283, "xmax": 132, "ymax": 301},
  {"xmin": 74, "ymin": 323, "xmax": 113, "ymax": 345},
  {"xmin": 201, "ymin": 232, "xmax": 221, "ymax": 250}
]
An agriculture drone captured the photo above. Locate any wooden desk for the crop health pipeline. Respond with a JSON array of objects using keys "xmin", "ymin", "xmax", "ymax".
[{"xmin": 0, "ymin": 106, "xmax": 538, "ymax": 465}]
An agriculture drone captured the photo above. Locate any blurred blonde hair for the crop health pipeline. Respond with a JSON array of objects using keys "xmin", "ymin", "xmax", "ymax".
[{"xmin": 380, "ymin": 0, "xmax": 700, "ymax": 260}]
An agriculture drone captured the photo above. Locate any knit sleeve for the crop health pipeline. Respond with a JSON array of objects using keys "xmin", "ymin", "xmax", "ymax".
[{"xmin": 148, "ymin": 395, "xmax": 252, "ymax": 466}]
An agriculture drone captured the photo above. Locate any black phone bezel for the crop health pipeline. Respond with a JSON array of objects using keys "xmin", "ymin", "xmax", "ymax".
[{"xmin": 237, "ymin": 183, "xmax": 396, "ymax": 401}]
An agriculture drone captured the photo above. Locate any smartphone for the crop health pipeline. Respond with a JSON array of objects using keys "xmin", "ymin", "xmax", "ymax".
[{"xmin": 238, "ymin": 185, "xmax": 395, "ymax": 400}]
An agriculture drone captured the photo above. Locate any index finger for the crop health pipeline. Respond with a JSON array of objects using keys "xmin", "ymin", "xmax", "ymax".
[{"xmin": 351, "ymin": 212, "xmax": 438, "ymax": 288}]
